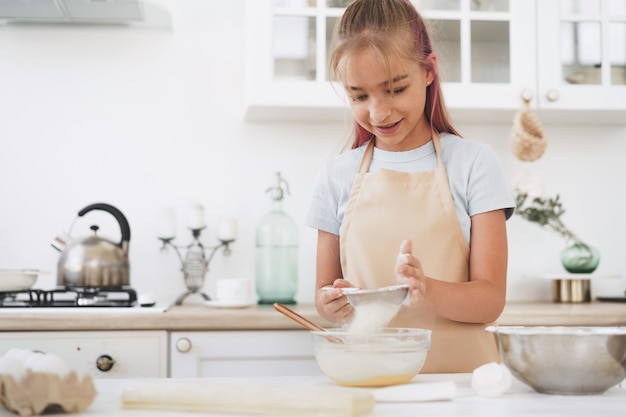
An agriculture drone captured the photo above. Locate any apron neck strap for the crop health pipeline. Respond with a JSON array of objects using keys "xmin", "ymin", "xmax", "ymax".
[
  {"xmin": 358, "ymin": 140, "xmax": 375, "ymax": 173},
  {"xmin": 358, "ymin": 133, "xmax": 443, "ymax": 174}
]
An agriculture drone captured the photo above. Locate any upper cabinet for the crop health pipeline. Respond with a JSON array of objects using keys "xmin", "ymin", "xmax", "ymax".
[
  {"xmin": 418, "ymin": 0, "xmax": 535, "ymax": 122},
  {"xmin": 245, "ymin": 0, "xmax": 349, "ymax": 121},
  {"xmin": 536, "ymin": 0, "xmax": 626, "ymax": 114},
  {"xmin": 245, "ymin": 0, "xmax": 626, "ymax": 123}
]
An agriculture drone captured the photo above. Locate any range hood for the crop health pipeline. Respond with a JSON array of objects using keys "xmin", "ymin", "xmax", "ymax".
[{"xmin": 0, "ymin": 0, "xmax": 147, "ymax": 24}]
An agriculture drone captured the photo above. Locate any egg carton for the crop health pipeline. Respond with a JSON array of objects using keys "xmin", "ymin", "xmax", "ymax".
[{"xmin": 0, "ymin": 371, "xmax": 96, "ymax": 416}]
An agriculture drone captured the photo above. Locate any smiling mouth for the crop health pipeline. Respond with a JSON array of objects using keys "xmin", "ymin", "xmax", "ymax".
[{"xmin": 375, "ymin": 120, "xmax": 400, "ymax": 129}]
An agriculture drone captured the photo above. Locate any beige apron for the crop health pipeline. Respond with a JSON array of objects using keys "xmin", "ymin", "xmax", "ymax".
[{"xmin": 339, "ymin": 134, "xmax": 499, "ymax": 373}]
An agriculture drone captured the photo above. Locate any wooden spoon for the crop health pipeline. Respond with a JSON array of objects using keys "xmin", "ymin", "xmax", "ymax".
[{"xmin": 273, "ymin": 303, "xmax": 343, "ymax": 343}]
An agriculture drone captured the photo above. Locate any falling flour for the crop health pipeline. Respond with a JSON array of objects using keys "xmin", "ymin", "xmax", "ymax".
[{"xmin": 347, "ymin": 302, "xmax": 402, "ymax": 334}]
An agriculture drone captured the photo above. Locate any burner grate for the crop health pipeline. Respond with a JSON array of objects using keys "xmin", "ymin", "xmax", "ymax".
[{"xmin": 0, "ymin": 287, "xmax": 137, "ymax": 308}]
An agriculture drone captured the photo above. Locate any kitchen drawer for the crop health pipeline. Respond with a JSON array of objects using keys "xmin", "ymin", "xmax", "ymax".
[
  {"xmin": 169, "ymin": 330, "xmax": 323, "ymax": 378},
  {"xmin": 0, "ymin": 330, "xmax": 167, "ymax": 379}
]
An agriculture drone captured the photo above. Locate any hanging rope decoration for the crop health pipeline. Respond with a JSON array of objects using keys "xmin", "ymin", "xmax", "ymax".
[{"xmin": 510, "ymin": 98, "xmax": 547, "ymax": 162}]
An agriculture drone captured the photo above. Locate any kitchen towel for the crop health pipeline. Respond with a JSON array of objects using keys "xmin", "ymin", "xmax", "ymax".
[{"xmin": 372, "ymin": 381, "xmax": 457, "ymax": 402}]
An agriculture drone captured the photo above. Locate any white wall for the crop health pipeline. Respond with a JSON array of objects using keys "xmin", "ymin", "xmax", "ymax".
[{"xmin": 1, "ymin": 0, "xmax": 625, "ymax": 307}]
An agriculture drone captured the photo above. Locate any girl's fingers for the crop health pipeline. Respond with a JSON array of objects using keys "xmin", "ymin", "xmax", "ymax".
[{"xmin": 399, "ymin": 239, "xmax": 412, "ymax": 254}]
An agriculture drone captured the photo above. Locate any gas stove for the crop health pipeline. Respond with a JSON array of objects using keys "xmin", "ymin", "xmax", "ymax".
[{"xmin": 0, "ymin": 287, "xmax": 138, "ymax": 308}]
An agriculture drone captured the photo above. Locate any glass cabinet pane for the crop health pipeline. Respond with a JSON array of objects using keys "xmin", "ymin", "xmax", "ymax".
[
  {"xmin": 470, "ymin": 0, "xmax": 509, "ymax": 12},
  {"xmin": 326, "ymin": 0, "xmax": 351, "ymax": 7},
  {"xmin": 560, "ymin": 0, "xmax": 601, "ymax": 14},
  {"xmin": 607, "ymin": 0, "xmax": 626, "ymax": 14},
  {"xmin": 609, "ymin": 22, "xmax": 626, "ymax": 85},
  {"xmin": 274, "ymin": 0, "xmax": 316, "ymax": 7},
  {"xmin": 429, "ymin": 19, "xmax": 461, "ymax": 83},
  {"xmin": 273, "ymin": 16, "xmax": 316, "ymax": 80},
  {"xmin": 561, "ymin": 21, "xmax": 602, "ymax": 85},
  {"xmin": 326, "ymin": 16, "xmax": 339, "ymax": 80},
  {"xmin": 426, "ymin": 1, "xmax": 511, "ymax": 84},
  {"xmin": 417, "ymin": 0, "xmax": 460, "ymax": 11},
  {"xmin": 560, "ymin": 1, "xmax": 626, "ymax": 86},
  {"xmin": 471, "ymin": 21, "xmax": 510, "ymax": 83}
]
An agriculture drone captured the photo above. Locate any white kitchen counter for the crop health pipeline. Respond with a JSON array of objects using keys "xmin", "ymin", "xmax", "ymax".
[{"xmin": 4, "ymin": 374, "xmax": 622, "ymax": 417}]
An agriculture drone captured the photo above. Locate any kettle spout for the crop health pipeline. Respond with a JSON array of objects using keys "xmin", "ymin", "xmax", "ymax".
[{"xmin": 51, "ymin": 234, "xmax": 68, "ymax": 252}]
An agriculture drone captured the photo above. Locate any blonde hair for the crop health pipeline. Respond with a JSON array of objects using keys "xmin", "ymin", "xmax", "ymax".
[{"xmin": 330, "ymin": 0, "xmax": 460, "ymax": 148}]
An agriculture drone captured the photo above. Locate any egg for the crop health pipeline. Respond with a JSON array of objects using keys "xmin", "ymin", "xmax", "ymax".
[
  {"xmin": 0, "ymin": 355, "xmax": 27, "ymax": 381},
  {"xmin": 3, "ymin": 348, "xmax": 36, "ymax": 363},
  {"xmin": 471, "ymin": 361, "xmax": 512, "ymax": 397},
  {"xmin": 23, "ymin": 352, "xmax": 47, "ymax": 370},
  {"xmin": 24, "ymin": 352, "xmax": 70, "ymax": 377}
]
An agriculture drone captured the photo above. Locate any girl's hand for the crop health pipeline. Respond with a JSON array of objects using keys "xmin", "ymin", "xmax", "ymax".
[
  {"xmin": 395, "ymin": 239, "xmax": 426, "ymax": 307},
  {"xmin": 317, "ymin": 278, "xmax": 355, "ymax": 324}
]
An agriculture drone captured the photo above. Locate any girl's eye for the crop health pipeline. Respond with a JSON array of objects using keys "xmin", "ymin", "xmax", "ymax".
[
  {"xmin": 391, "ymin": 86, "xmax": 407, "ymax": 95},
  {"xmin": 351, "ymin": 94, "xmax": 368, "ymax": 102}
]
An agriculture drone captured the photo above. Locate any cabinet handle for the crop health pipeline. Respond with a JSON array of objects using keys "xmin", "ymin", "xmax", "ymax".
[
  {"xmin": 546, "ymin": 89, "xmax": 560, "ymax": 102},
  {"xmin": 176, "ymin": 337, "xmax": 192, "ymax": 353},
  {"xmin": 520, "ymin": 89, "xmax": 534, "ymax": 103}
]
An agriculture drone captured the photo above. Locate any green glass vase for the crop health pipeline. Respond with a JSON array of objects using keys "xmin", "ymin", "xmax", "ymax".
[{"xmin": 560, "ymin": 243, "xmax": 600, "ymax": 274}]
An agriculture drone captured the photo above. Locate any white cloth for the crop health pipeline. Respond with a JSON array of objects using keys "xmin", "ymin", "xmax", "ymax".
[{"xmin": 305, "ymin": 132, "xmax": 515, "ymax": 243}]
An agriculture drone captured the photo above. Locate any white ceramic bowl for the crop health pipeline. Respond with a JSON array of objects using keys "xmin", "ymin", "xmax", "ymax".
[
  {"xmin": 488, "ymin": 326, "xmax": 626, "ymax": 395},
  {"xmin": 0, "ymin": 270, "xmax": 40, "ymax": 292},
  {"xmin": 311, "ymin": 327, "xmax": 431, "ymax": 387}
]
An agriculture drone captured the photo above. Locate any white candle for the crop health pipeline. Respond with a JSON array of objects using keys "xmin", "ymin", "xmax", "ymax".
[
  {"xmin": 157, "ymin": 208, "xmax": 176, "ymax": 239},
  {"xmin": 187, "ymin": 203, "xmax": 206, "ymax": 230},
  {"xmin": 218, "ymin": 217, "xmax": 237, "ymax": 241}
]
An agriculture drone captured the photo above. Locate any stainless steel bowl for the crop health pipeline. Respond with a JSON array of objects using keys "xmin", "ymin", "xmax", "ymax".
[{"xmin": 488, "ymin": 326, "xmax": 626, "ymax": 395}]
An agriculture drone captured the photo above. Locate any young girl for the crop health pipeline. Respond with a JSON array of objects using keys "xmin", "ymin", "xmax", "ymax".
[{"xmin": 305, "ymin": 0, "xmax": 515, "ymax": 373}]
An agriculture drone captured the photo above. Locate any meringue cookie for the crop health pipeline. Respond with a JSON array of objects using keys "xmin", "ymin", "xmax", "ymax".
[{"xmin": 471, "ymin": 362, "xmax": 512, "ymax": 397}]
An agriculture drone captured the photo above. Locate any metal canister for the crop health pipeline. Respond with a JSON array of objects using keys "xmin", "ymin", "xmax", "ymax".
[{"xmin": 552, "ymin": 278, "xmax": 591, "ymax": 303}]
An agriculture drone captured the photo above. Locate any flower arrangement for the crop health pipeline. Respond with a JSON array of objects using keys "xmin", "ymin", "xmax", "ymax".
[
  {"xmin": 514, "ymin": 192, "xmax": 586, "ymax": 245},
  {"xmin": 512, "ymin": 174, "xmax": 599, "ymax": 273}
]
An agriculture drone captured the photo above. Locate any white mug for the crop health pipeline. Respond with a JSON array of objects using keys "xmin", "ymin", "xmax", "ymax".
[{"xmin": 215, "ymin": 278, "xmax": 252, "ymax": 304}]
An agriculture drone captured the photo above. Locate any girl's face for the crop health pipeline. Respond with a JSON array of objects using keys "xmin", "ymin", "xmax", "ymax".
[{"xmin": 344, "ymin": 46, "xmax": 433, "ymax": 152}]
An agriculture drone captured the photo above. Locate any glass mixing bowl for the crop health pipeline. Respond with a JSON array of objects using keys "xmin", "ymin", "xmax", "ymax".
[{"xmin": 311, "ymin": 327, "xmax": 431, "ymax": 387}]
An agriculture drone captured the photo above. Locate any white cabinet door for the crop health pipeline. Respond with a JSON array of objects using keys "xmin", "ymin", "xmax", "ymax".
[
  {"xmin": 424, "ymin": 1, "xmax": 537, "ymax": 117},
  {"xmin": 170, "ymin": 330, "xmax": 323, "ymax": 378},
  {"xmin": 536, "ymin": 0, "xmax": 626, "ymax": 112},
  {"xmin": 0, "ymin": 331, "xmax": 168, "ymax": 379}
]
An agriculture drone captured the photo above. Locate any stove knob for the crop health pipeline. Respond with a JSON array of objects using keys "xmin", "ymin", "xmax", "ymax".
[
  {"xmin": 176, "ymin": 337, "xmax": 192, "ymax": 353},
  {"xmin": 96, "ymin": 354, "xmax": 116, "ymax": 372}
]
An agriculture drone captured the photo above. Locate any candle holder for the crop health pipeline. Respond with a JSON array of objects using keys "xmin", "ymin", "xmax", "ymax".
[{"xmin": 159, "ymin": 227, "xmax": 234, "ymax": 305}]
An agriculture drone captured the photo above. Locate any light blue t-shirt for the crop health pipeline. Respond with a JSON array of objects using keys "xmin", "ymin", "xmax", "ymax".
[{"xmin": 304, "ymin": 132, "xmax": 515, "ymax": 244}]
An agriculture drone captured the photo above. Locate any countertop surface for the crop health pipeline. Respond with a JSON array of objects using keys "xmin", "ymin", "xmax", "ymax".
[
  {"xmin": 3, "ymin": 374, "xmax": 624, "ymax": 417},
  {"xmin": 0, "ymin": 301, "xmax": 625, "ymax": 331}
]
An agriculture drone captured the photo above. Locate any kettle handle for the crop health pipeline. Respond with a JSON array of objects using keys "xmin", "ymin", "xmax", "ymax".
[{"xmin": 78, "ymin": 203, "xmax": 131, "ymax": 245}]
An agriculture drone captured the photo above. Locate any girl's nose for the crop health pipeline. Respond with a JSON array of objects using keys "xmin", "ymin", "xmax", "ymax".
[
  {"xmin": 371, "ymin": 107, "xmax": 391, "ymax": 124},
  {"xmin": 370, "ymin": 98, "xmax": 391, "ymax": 124}
]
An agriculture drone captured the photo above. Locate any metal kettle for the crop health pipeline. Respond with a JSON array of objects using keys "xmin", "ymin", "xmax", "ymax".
[{"xmin": 52, "ymin": 203, "xmax": 131, "ymax": 288}]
